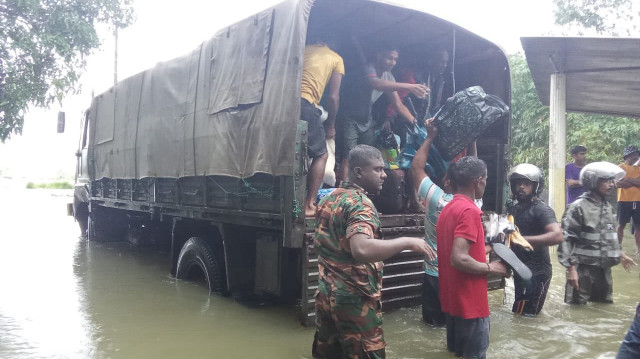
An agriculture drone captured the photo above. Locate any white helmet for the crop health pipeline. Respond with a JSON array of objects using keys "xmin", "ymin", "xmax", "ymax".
[
  {"xmin": 508, "ymin": 163, "xmax": 545, "ymax": 196},
  {"xmin": 580, "ymin": 162, "xmax": 626, "ymax": 191}
]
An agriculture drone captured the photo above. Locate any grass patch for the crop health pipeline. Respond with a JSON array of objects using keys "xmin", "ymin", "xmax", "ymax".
[{"xmin": 26, "ymin": 181, "xmax": 73, "ymax": 189}]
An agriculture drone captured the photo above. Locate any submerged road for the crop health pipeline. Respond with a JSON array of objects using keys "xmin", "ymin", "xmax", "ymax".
[{"xmin": 0, "ymin": 182, "xmax": 638, "ymax": 358}]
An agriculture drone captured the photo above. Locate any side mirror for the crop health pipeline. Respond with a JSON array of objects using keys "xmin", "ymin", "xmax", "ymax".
[{"xmin": 57, "ymin": 111, "xmax": 65, "ymax": 133}]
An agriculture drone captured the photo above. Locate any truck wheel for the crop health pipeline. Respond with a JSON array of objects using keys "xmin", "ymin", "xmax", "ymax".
[{"xmin": 176, "ymin": 237, "xmax": 227, "ymax": 294}]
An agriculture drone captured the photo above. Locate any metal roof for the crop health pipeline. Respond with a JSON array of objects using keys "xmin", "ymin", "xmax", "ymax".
[{"xmin": 521, "ymin": 37, "xmax": 640, "ymax": 118}]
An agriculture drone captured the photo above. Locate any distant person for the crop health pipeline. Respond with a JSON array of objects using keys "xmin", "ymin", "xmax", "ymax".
[
  {"xmin": 300, "ymin": 40, "xmax": 344, "ymax": 217},
  {"xmin": 559, "ymin": 162, "xmax": 637, "ymax": 305},
  {"xmin": 422, "ymin": 48, "xmax": 450, "ymax": 118},
  {"xmin": 410, "ymin": 118, "xmax": 477, "ymax": 326},
  {"xmin": 436, "ymin": 156, "xmax": 508, "ymax": 358},
  {"xmin": 312, "ymin": 145, "xmax": 433, "ymax": 358},
  {"xmin": 617, "ymin": 145, "xmax": 640, "ymax": 254},
  {"xmin": 338, "ymin": 38, "xmax": 428, "ymax": 182},
  {"xmin": 507, "ymin": 164, "xmax": 563, "ymax": 316},
  {"xmin": 566, "ymin": 145, "xmax": 587, "ymax": 204}
]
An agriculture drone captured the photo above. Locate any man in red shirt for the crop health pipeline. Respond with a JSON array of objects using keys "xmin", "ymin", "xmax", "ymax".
[{"xmin": 436, "ymin": 156, "xmax": 508, "ymax": 358}]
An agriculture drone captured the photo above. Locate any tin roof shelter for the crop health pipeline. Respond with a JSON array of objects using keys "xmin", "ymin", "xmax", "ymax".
[{"xmin": 521, "ymin": 36, "xmax": 640, "ymax": 217}]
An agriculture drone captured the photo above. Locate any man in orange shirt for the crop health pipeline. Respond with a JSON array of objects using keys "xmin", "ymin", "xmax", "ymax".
[
  {"xmin": 301, "ymin": 40, "xmax": 345, "ymax": 217},
  {"xmin": 617, "ymin": 145, "xmax": 640, "ymax": 255}
]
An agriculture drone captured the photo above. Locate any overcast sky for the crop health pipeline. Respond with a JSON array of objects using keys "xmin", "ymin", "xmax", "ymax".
[{"xmin": 0, "ymin": 0, "xmax": 555, "ymax": 181}]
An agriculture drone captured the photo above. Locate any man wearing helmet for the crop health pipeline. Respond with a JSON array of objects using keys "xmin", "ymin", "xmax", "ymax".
[
  {"xmin": 617, "ymin": 145, "xmax": 640, "ymax": 255},
  {"xmin": 559, "ymin": 162, "xmax": 637, "ymax": 304},
  {"xmin": 507, "ymin": 164, "xmax": 563, "ymax": 316}
]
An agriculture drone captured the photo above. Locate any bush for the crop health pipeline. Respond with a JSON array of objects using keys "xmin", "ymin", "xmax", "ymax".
[{"xmin": 25, "ymin": 181, "xmax": 73, "ymax": 189}]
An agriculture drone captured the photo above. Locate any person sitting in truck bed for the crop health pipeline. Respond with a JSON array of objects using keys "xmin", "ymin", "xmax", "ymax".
[
  {"xmin": 383, "ymin": 49, "xmax": 451, "ymax": 149},
  {"xmin": 301, "ymin": 38, "xmax": 345, "ymax": 217},
  {"xmin": 337, "ymin": 37, "xmax": 428, "ymax": 183}
]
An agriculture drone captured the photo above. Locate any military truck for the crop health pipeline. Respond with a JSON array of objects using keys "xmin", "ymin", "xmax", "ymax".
[{"xmin": 71, "ymin": 0, "xmax": 511, "ymax": 325}]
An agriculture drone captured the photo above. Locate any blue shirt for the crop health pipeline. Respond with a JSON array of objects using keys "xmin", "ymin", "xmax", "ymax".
[{"xmin": 417, "ymin": 177, "xmax": 452, "ymax": 277}]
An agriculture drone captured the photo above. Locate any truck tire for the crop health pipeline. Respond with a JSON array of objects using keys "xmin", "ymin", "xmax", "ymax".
[{"xmin": 176, "ymin": 237, "xmax": 226, "ymax": 294}]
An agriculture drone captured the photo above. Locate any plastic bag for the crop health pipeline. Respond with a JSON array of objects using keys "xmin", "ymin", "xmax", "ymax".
[
  {"xmin": 398, "ymin": 123, "xmax": 449, "ymax": 183},
  {"xmin": 433, "ymin": 86, "xmax": 509, "ymax": 161}
]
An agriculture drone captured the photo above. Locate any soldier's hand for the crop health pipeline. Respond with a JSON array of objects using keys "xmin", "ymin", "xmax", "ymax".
[
  {"xmin": 566, "ymin": 265, "xmax": 579, "ymax": 290},
  {"xmin": 406, "ymin": 237, "xmax": 433, "ymax": 259},
  {"xmin": 488, "ymin": 260, "xmax": 509, "ymax": 277},
  {"xmin": 620, "ymin": 252, "xmax": 638, "ymax": 272}
]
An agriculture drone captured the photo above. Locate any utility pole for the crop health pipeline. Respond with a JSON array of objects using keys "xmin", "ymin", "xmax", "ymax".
[{"xmin": 549, "ymin": 73, "xmax": 566, "ymax": 221}]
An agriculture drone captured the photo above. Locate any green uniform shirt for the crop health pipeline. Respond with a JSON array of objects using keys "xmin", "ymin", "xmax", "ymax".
[{"xmin": 314, "ymin": 182, "xmax": 383, "ymax": 301}]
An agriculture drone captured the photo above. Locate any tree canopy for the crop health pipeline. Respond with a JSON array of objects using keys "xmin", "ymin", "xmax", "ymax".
[
  {"xmin": 553, "ymin": 0, "xmax": 638, "ymax": 36},
  {"xmin": 0, "ymin": 0, "xmax": 134, "ymax": 142}
]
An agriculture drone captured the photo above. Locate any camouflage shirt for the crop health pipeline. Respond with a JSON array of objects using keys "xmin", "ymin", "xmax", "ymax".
[{"xmin": 314, "ymin": 182, "xmax": 384, "ymax": 301}]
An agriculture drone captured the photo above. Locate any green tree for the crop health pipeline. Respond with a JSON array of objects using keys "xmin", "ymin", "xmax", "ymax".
[
  {"xmin": 509, "ymin": 53, "xmax": 640, "ymax": 171},
  {"xmin": 0, "ymin": 0, "xmax": 134, "ymax": 142},
  {"xmin": 553, "ymin": 0, "xmax": 638, "ymax": 36}
]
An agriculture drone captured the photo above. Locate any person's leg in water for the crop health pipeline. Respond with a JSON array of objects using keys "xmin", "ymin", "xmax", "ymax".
[
  {"xmin": 632, "ymin": 203, "xmax": 640, "ymax": 256},
  {"xmin": 618, "ymin": 201, "xmax": 631, "ymax": 245},
  {"xmin": 306, "ymin": 153, "xmax": 329, "ymax": 217}
]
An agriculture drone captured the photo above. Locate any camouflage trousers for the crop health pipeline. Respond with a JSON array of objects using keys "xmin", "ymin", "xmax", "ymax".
[
  {"xmin": 312, "ymin": 289, "xmax": 386, "ymax": 359},
  {"xmin": 565, "ymin": 264, "xmax": 613, "ymax": 304}
]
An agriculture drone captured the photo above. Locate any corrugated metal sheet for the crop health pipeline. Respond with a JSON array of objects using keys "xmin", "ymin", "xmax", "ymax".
[{"xmin": 521, "ymin": 37, "xmax": 640, "ymax": 118}]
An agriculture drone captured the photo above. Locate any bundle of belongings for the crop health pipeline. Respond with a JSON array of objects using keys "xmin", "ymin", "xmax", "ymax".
[
  {"xmin": 369, "ymin": 86, "xmax": 509, "ymax": 214},
  {"xmin": 432, "ymin": 86, "xmax": 509, "ymax": 161},
  {"xmin": 483, "ymin": 213, "xmax": 533, "ymax": 281}
]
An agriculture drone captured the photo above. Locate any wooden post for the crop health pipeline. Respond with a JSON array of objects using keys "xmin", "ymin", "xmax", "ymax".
[{"xmin": 549, "ymin": 73, "xmax": 566, "ymax": 220}]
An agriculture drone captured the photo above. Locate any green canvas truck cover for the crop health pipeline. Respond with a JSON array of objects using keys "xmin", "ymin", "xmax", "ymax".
[{"xmin": 90, "ymin": 0, "xmax": 312, "ymax": 180}]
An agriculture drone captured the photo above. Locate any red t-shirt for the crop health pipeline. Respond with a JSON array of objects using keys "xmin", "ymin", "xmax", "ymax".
[{"xmin": 436, "ymin": 194, "xmax": 489, "ymax": 319}]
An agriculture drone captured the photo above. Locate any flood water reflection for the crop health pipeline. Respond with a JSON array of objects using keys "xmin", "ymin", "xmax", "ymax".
[{"xmin": 1, "ymin": 184, "xmax": 638, "ymax": 358}]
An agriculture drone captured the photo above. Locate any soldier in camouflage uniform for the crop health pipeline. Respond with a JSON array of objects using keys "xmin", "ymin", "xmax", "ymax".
[
  {"xmin": 559, "ymin": 162, "xmax": 637, "ymax": 304},
  {"xmin": 312, "ymin": 145, "xmax": 433, "ymax": 359}
]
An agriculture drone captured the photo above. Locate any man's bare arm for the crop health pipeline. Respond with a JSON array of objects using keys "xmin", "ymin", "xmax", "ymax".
[
  {"xmin": 388, "ymin": 91, "xmax": 415, "ymax": 125},
  {"xmin": 451, "ymin": 237, "xmax": 508, "ymax": 276},
  {"xmin": 566, "ymin": 179, "xmax": 581, "ymax": 187},
  {"xmin": 350, "ymin": 233, "xmax": 432, "ymax": 263},
  {"xmin": 522, "ymin": 223, "xmax": 563, "ymax": 246},
  {"xmin": 466, "ymin": 140, "xmax": 477, "ymax": 157},
  {"xmin": 410, "ymin": 119, "xmax": 436, "ymax": 193},
  {"xmin": 368, "ymin": 77, "xmax": 427, "ymax": 97},
  {"xmin": 325, "ymin": 71, "xmax": 343, "ymax": 139}
]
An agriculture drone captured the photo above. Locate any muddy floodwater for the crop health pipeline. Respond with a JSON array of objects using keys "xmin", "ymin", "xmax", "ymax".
[{"xmin": 1, "ymin": 183, "xmax": 638, "ymax": 358}]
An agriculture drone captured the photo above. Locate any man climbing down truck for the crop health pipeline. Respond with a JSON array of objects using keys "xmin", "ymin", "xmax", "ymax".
[{"xmin": 300, "ymin": 38, "xmax": 344, "ymax": 217}]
